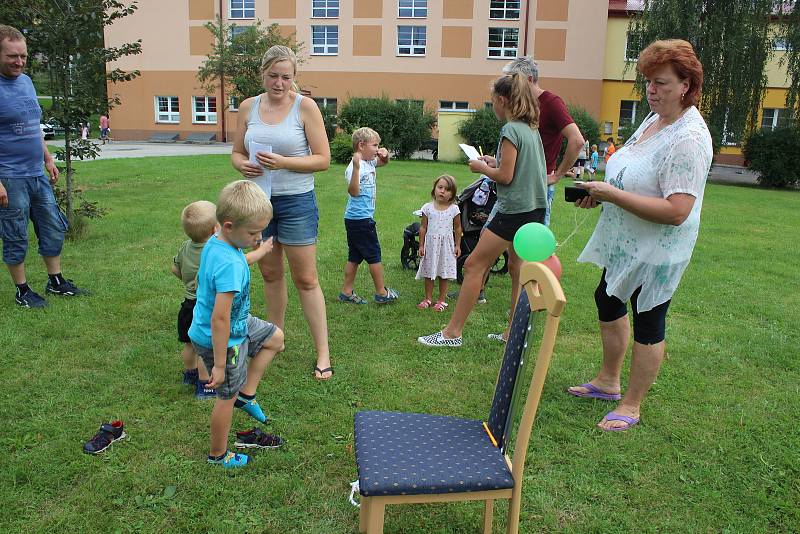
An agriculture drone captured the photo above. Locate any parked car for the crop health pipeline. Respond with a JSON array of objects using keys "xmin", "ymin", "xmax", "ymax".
[{"xmin": 40, "ymin": 122, "xmax": 55, "ymax": 140}]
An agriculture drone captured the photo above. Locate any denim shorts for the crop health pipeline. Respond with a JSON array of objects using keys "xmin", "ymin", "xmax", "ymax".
[
  {"xmin": 262, "ymin": 190, "xmax": 319, "ymax": 246},
  {"xmin": 345, "ymin": 218, "xmax": 382, "ymax": 264},
  {"xmin": 0, "ymin": 175, "xmax": 68, "ymax": 265},
  {"xmin": 192, "ymin": 315, "xmax": 277, "ymax": 400}
]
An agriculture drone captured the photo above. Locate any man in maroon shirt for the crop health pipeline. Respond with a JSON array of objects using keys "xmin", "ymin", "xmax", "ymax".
[{"xmin": 503, "ymin": 57, "xmax": 584, "ymax": 226}]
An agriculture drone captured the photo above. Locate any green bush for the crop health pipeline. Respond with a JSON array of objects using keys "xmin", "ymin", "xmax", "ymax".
[
  {"xmin": 330, "ymin": 132, "xmax": 353, "ymax": 164},
  {"xmin": 319, "ymin": 105, "xmax": 337, "ymax": 141},
  {"xmin": 457, "ymin": 107, "xmax": 502, "ymax": 155},
  {"xmin": 743, "ymin": 127, "xmax": 800, "ymax": 188},
  {"xmin": 338, "ymin": 97, "xmax": 435, "ymax": 159},
  {"xmin": 568, "ymin": 104, "xmax": 602, "ymax": 148}
]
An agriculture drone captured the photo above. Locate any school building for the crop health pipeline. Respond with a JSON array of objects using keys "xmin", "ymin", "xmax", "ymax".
[{"xmin": 104, "ymin": 0, "xmax": 792, "ymax": 164}]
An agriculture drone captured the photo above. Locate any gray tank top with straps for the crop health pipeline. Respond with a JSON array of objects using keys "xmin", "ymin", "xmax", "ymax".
[{"xmin": 243, "ymin": 93, "xmax": 314, "ymax": 197}]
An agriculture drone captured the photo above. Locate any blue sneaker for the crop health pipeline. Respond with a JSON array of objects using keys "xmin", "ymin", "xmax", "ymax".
[
  {"xmin": 237, "ymin": 396, "xmax": 267, "ymax": 423},
  {"xmin": 374, "ymin": 287, "xmax": 399, "ymax": 304},
  {"xmin": 15, "ymin": 289, "xmax": 47, "ymax": 308},
  {"xmin": 195, "ymin": 381, "xmax": 216, "ymax": 400},
  {"xmin": 207, "ymin": 450, "xmax": 249, "ymax": 468},
  {"xmin": 182, "ymin": 369, "xmax": 199, "ymax": 385}
]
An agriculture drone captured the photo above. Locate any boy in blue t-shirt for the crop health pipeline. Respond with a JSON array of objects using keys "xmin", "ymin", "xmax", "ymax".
[
  {"xmin": 189, "ymin": 180, "xmax": 284, "ymax": 468},
  {"xmin": 338, "ymin": 127, "xmax": 398, "ymax": 304}
]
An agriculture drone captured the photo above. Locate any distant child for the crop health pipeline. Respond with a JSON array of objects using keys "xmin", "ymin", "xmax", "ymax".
[
  {"xmin": 338, "ymin": 127, "xmax": 398, "ymax": 305},
  {"xmin": 573, "ymin": 137, "xmax": 589, "ymax": 178},
  {"xmin": 603, "ymin": 137, "xmax": 616, "ymax": 163},
  {"xmin": 80, "ymin": 123, "xmax": 88, "ymax": 140},
  {"xmin": 189, "ymin": 180, "xmax": 285, "ymax": 468},
  {"xmin": 416, "ymin": 175, "xmax": 462, "ymax": 311},
  {"xmin": 171, "ymin": 200, "xmax": 218, "ymax": 399},
  {"xmin": 588, "ymin": 144, "xmax": 599, "ymax": 177}
]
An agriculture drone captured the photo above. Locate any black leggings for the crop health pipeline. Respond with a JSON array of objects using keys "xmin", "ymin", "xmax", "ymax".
[{"xmin": 594, "ymin": 270, "xmax": 671, "ymax": 345}]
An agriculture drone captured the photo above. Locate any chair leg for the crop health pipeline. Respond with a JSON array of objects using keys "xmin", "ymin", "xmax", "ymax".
[
  {"xmin": 366, "ymin": 499, "xmax": 385, "ymax": 534},
  {"xmin": 506, "ymin": 492, "xmax": 521, "ymax": 534},
  {"xmin": 483, "ymin": 499, "xmax": 494, "ymax": 534},
  {"xmin": 359, "ymin": 497, "xmax": 368, "ymax": 533}
]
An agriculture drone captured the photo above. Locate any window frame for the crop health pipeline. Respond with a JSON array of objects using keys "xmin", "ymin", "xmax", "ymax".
[
  {"xmin": 439, "ymin": 100, "xmax": 469, "ymax": 111},
  {"xmin": 761, "ymin": 107, "xmax": 794, "ymax": 130},
  {"xmin": 311, "ymin": 0, "xmax": 339, "ymax": 18},
  {"xmin": 398, "ymin": 0, "xmax": 427, "ymax": 18},
  {"xmin": 311, "ymin": 25, "xmax": 339, "ymax": 56},
  {"xmin": 489, "ymin": 0, "xmax": 520, "ymax": 20},
  {"xmin": 397, "ymin": 25, "xmax": 427, "ymax": 56},
  {"xmin": 313, "ymin": 97, "xmax": 338, "ymax": 111},
  {"xmin": 229, "ymin": 0, "xmax": 255, "ymax": 19},
  {"xmin": 618, "ymin": 100, "xmax": 638, "ymax": 130},
  {"xmin": 487, "ymin": 27, "xmax": 519, "ymax": 59},
  {"xmin": 154, "ymin": 96, "xmax": 180, "ymax": 124},
  {"xmin": 192, "ymin": 96, "xmax": 218, "ymax": 124},
  {"xmin": 229, "ymin": 96, "xmax": 240, "ymax": 111}
]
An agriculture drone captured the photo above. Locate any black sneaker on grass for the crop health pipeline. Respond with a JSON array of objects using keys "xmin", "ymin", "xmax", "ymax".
[
  {"xmin": 15, "ymin": 289, "xmax": 47, "ymax": 308},
  {"xmin": 45, "ymin": 278, "xmax": 87, "ymax": 297},
  {"xmin": 83, "ymin": 420, "xmax": 127, "ymax": 454},
  {"xmin": 234, "ymin": 428, "xmax": 285, "ymax": 449}
]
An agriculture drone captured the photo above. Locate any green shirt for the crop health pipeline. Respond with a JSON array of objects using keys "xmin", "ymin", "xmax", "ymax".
[
  {"xmin": 495, "ymin": 120, "xmax": 548, "ymax": 214},
  {"xmin": 173, "ymin": 239, "xmax": 206, "ymax": 300}
]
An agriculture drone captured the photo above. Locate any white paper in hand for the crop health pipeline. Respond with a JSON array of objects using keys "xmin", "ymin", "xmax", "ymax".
[
  {"xmin": 458, "ymin": 143, "xmax": 481, "ymax": 161},
  {"xmin": 248, "ymin": 141, "xmax": 273, "ymax": 197}
]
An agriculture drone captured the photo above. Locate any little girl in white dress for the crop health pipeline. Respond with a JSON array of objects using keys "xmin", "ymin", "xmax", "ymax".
[{"xmin": 416, "ymin": 175, "xmax": 462, "ymax": 311}]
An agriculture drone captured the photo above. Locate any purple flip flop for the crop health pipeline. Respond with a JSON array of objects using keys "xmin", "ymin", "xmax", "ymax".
[
  {"xmin": 599, "ymin": 411, "xmax": 639, "ymax": 432},
  {"xmin": 568, "ymin": 383, "xmax": 622, "ymax": 401}
]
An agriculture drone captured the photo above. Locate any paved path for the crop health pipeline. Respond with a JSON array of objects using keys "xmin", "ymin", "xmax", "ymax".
[{"xmin": 49, "ymin": 140, "xmax": 759, "ymax": 185}]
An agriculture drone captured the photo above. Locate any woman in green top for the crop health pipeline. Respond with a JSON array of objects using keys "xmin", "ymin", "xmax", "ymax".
[{"xmin": 418, "ymin": 73, "xmax": 547, "ymax": 347}]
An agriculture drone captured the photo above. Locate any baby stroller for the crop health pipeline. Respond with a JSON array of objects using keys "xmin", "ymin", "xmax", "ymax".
[{"xmin": 400, "ymin": 176, "xmax": 508, "ymax": 283}]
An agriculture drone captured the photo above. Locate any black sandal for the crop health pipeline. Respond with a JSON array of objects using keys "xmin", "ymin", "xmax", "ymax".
[{"xmin": 313, "ymin": 366, "xmax": 334, "ymax": 381}]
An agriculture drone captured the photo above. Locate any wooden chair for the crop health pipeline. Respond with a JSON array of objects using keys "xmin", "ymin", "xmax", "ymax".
[{"xmin": 353, "ymin": 262, "xmax": 566, "ymax": 533}]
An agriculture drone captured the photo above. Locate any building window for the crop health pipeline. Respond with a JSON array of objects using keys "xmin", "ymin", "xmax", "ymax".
[
  {"xmin": 155, "ymin": 96, "xmax": 180, "ymax": 123},
  {"xmin": 230, "ymin": 25, "xmax": 250, "ymax": 41},
  {"xmin": 397, "ymin": 99, "xmax": 424, "ymax": 108},
  {"xmin": 625, "ymin": 31, "xmax": 643, "ymax": 61},
  {"xmin": 773, "ymin": 38, "xmax": 789, "ymax": 51},
  {"xmin": 193, "ymin": 96, "xmax": 217, "ymax": 124},
  {"xmin": 619, "ymin": 100, "xmax": 637, "ymax": 129},
  {"xmin": 229, "ymin": 0, "xmax": 255, "ymax": 19},
  {"xmin": 488, "ymin": 27, "xmax": 518, "ymax": 58},
  {"xmin": 439, "ymin": 101, "xmax": 469, "ymax": 110},
  {"xmin": 490, "ymin": 0, "xmax": 520, "ymax": 20},
  {"xmin": 229, "ymin": 96, "xmax": 240, "ymax": 111},
  {"xmin": 603, "ymin": 121, "xmax": 613, "ymax": 135},
  {"xmin": 397, "ymin": 26, "xmax": 426, "ymax": 56},
  {"xmin": 312, "ymin": 0, "xmax": 339, "ymax": 18},
  {"xmin": 761, "ymin": 108, "xmax": 794, "ymax": 130},
  {"xmin": 398, "ymin": 0, "xmax": 427, "ymax": 18},
  {"xmin": 485, "ymin": 101, "xmax": 494, "ymax": 109},
  {"xmin": 313, "ymin": 97, "xmax": 337, "ymax": 111},
  {"xmin": 312, "ymin": 25, "xmax": 339, "ymax": 55}
]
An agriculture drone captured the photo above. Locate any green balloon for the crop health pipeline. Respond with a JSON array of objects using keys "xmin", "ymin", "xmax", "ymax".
[{"xmin": 513, "ymin": 223, "xmax": 557, "ymax": 262}]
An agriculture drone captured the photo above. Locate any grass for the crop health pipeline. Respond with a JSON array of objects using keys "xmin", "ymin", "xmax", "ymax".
[{"xmin": 0, "ymin": 157, "xmax": 798, "ymax": 533}]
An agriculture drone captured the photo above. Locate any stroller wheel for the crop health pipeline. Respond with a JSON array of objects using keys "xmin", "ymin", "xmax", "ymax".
[
  {"xmin": 490, "ymin": 251, "xmax": 509, "ymax": 275},
  {"xmin": 401, "ymin": 243, "xmax": 419, "ymax": 270}
]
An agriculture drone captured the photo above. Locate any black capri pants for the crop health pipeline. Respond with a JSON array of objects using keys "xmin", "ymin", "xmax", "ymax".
[{"xmin": 594, "ymin": 270, "xmax": 671, "ymax": 345}]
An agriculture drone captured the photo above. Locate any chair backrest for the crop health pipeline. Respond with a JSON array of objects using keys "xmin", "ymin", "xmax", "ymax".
[
  {"xmin": 486, "ymin": 262, "xmax": 566, "ymax": 458},
  {"xmin": 486, "ymin": 289, "xmax": 533, "ymax": 453}
]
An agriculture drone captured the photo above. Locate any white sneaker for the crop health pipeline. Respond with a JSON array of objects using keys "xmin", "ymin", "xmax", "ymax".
[{"xmin": 417, "ymin": 330, "xmax": 462, "ymax": 347}]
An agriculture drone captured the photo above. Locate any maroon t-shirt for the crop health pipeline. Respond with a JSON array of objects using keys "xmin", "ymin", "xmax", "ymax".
[{"xmin": 537, "ymin": 91, "xmax": 574, "ymax": 173}]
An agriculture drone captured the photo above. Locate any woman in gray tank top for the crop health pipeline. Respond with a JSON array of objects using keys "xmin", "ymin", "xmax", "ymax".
[{"xmin": 232, "ymin": 45, "xmax": 333, "ymax": 380}]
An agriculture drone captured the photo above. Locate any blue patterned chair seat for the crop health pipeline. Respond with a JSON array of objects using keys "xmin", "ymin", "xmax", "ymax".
[{"xmin": 354, "ymin": 410, "xmax": 514, "ymax": 497}]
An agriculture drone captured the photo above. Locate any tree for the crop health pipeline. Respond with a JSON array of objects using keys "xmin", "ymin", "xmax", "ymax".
[
  {"xmin": 0, "ymin": 0, "xmax": 142, "ymax": 230},
  {"xmin": 197, "ymin": 18, "xmax": 304, "ymax": 103},
  {"xmin": 628, "ymin": 0, "xmax": 800, "ymax": 146},
  {"xmin": 457, "ymin": 107, "xmax": 502, "ymax": 156}
]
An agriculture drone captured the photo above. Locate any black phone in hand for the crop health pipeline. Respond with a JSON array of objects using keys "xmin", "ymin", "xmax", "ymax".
[{"xmin": 565, "ymin": 186, "xmax": 590, "ymax": 202}]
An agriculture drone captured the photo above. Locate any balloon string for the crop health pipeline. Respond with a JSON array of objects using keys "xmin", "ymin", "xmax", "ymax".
[{"xmin": 556, "ymin": 208, "xmax": 592, "ymax": 251}]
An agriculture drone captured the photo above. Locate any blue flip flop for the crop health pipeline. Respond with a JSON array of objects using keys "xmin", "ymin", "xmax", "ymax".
[
  {"xmin": 568, "ymin": 383, "xmax": 622, "ymax": 401},
  {"xmin": 599, "ymin": 411, "xmax": 639, "ymax": 432}
]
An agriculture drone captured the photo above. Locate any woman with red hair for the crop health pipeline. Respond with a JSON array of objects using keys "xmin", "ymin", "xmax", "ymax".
[{"xmin": 568, "ymin": 39, "xmax": 713, "ymax": 431}]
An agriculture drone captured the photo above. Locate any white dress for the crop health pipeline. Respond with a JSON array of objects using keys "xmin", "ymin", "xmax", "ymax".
[
  {"xmin": 577, "ymin": 106, "xmax": 713, "ymax": 312},
  {"xmin": 416, "ymin": 202, "xmax": 460, "ymax": 281}
]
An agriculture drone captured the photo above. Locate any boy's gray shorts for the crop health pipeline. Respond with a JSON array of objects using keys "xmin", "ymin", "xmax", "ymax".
[{"xmin": 192, "ymin": 315, "xmax": 276, "ymax": 400}]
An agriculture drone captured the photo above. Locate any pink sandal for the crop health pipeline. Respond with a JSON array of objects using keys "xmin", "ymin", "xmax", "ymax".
[
  {"xmin": 433, "ymin": 301, "xmax": 448, "ymax": 312},
  {"xmin": 417, "ymin": 299, "xmax": 432, "ymax": 309}
]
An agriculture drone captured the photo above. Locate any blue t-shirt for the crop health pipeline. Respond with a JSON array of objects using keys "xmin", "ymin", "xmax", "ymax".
[
  {"xmin": 590, "ymin": 151, "xmax": 599, "ymax": 170},
  {"xmin": 0, "ymin": 73, "xmax": 44, "ymax": 178},
  {"xmin": 344, "ymin": 158, "xmax": 377, "ymax": 220},
  {"xmin": 188, "ymin": 236, "xmax": 251, "ymax": 349}
]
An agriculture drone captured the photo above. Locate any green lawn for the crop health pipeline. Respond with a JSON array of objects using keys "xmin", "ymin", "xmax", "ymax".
[{"xmin": 1, "ymin": 157, "xmax": 798, "ymax": 533}]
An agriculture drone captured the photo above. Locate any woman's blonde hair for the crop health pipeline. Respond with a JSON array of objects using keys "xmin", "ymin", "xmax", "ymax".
[
  {"xmin": 492, "ymin": 73, "xmax": 539, "ymax": 127},
  {"xmin": 260, "ymin": 45, "xmax": 300, "ymax": 92}
]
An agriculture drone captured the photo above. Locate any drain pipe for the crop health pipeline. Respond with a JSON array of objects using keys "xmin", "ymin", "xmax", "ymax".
[
  {"xmin": 218, "ymin": 0, "xmax": 227, "ymax": 142},
  {"xmin": 522, "ymin": 0, "xmax": 531, "ymax": 56}
]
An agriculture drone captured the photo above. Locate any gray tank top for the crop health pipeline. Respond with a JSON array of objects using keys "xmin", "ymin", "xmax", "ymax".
[{"xmin": 244, "ymin": 93, "xmax": 314, "ymax": 197}]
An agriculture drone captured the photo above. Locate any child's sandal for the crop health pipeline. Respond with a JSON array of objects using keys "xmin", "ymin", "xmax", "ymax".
[
  {"xmin": 433, "ymin": 301, "xmax": 448, "ymax": 312},
  {"xmin": 417, "ymin": 299, "xmax": 432, "ymax": 309}
]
